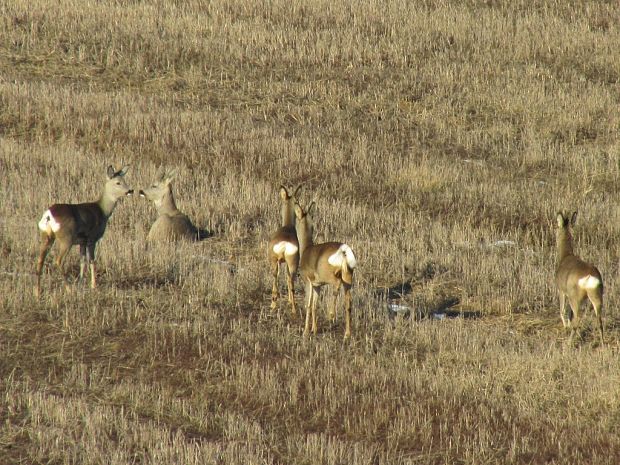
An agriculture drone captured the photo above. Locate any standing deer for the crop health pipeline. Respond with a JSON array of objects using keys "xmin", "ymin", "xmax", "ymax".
[
  {"xmin": 295, "ymin": 201, "xmax": 357, "ymax": 339},
  {"xmin": 268, "ymin": 185, "xmax": 302, "ymax": 316},
  {"xmin": 139, "ymin": 168, "xmax": 205, "ymax": 242},
  {"xmin": 35, "ymin": 165, "xmax": 133, "ymax": 296},
  {"xmin": 555, "ymin": 211, "xmax": 604, "ymax": 345}
]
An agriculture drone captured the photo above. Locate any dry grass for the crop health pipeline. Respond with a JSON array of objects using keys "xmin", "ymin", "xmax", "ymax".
[{"xmin": 2, "ymin": 0, "xmax": 620, "ymax": 463}]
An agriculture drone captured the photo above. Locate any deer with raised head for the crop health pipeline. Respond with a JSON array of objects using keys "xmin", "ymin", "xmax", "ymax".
[
  {"xmin": 268, "ymin": 185, "xmax": 302, "ymax": 316},
  {"xmin": 294, "ymin": 201, "xmax": 357, "ymax": 339},
  {"xmin": 555, "ymin": 211, "xmax": 604, "ymax": 345},
  {"xmin": 139, "ymin": 168, "xmax": 205, "ymax": 242},
  {"xmin": 35, "ymin": 165, "xmax": 133, "ymax": 297}
]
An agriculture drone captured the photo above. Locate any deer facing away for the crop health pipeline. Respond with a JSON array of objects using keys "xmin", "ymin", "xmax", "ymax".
[
  {"xmin": 294, "ymin": 201, "xmax": 357, "ymax": 339},
  {"xmin": 555, "ymin": 211, "xmax": 604, "ymax": 345},
  {"xmin": 139, "ymin": 168, "xmax": 206, "ymax": 242},
  {"xmin": 268, "ymin": 185, "xmax": 302, "ymax": 316},
  {"xmin": 35, "ymin": 165, "xmax": 133, "ymax": 296}
]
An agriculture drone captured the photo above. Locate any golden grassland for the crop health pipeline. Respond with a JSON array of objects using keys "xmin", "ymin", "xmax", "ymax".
[{"xmin": 2, "ymin": 0, "xmax": 620, "ymax": 463}]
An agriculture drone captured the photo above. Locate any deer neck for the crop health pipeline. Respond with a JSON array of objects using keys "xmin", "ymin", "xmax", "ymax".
[
  {"xmin": 281, "ymin": 200, "xmax": 295, "ymax": 228},
  {"xmin": 155, "ymin": 188, "xmax": 178, "ymax": 216},
  {"xmin": 98, "ymin": 191, "xmax": 119, "ymax": 217},
  {"xmin": 297, "ymin": 219, "xmax": 314, "ymax": 257},
  {"xmin": 557, "ymin": 228, "xmax": 574, "ymax": 262}
]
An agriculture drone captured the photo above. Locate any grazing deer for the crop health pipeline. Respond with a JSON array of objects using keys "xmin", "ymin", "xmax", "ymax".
[
  {"xmin": 139, "ymin": 168, "xmax": 205, "ymax": 242},
  {"xmin": 268, "ymin": 185, "xmax": 302, "ymax": 316},
  {"xmin": 295, "ymin": 201, "xmax": 357, "ymax": 339},
  {"xmin": 555, "ymin": 211, "xmax": 604, "ymax": 345},
  {"xmin": 35, "ymin": 165, "xmax": 133, "ymax": 297}
]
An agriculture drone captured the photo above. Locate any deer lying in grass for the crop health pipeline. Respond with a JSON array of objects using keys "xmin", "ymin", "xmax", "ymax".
[
  {"xmin": 35, "ymin": 165, "xmax": 133, "ymax": 297},
  {"xmin": 555, "ymin": 211, "xmax": 604, "ymax": 345},
  {"xmin": 295, "ymin": 201, "xmax": 357, "ymax": 339},
  {"xmin": 139, "ymin": 168, "xmax": 206, "ymax": 242},
  {"xmin": 268, "ymin": 185, "xmax": 302, "ymax": 316}
]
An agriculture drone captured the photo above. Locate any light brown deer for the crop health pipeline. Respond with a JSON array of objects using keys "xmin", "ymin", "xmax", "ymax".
[
  {"xmin": 268, "ymin": 185, "xmax": 302, "ymax": 316},
  {"xmin": 555, "ymin": 211, "xmax": 604, "ymax": 345},
  {"xmin": 294, "ymin": 201, "xmax": 357, "ymax": 339},
  {"xmin": 139, "ymin": 167, "xmax": 204, "ymax": 242},
  {"xmin": 35, "ymin": 165, "xmax": 133, "ymax": 296}
]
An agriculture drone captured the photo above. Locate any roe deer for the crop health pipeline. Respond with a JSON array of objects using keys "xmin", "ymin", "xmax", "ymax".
[
  {"xmin": 555, "ymin": 211, "xmax": 604, "ymax": 345},
  {"xmin": 35, "ymin": 165, "xmax": 133, "ymax": 296},
  {"xmin": 268, "ymin": 185, "xmax": 302, "ymax": 316},
  {"xmin": 139, "ymin": 168, "xmax": 205, "ymax": 242},
  {"xmin": 294, "ymin": 201, "xmax": 357, "ymax": 339}
]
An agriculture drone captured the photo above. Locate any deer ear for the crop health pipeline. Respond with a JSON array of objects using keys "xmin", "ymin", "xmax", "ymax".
[
  {"xmin": 107, "ymin": 165, "xmax": 116, "ymax": 179},
  {"xmin": 570, "ymin": 211, "xmax": 578, "ymax": 226},
  {"xmin": 155, "ymin": 166, "xmax": 166, "ymax": 182},
  {"xmin": 306, "ymin": 201, "xmax": 316, "ymax": 215},
  {"xmin": 293, "ymin": 184, "xmax": 302, "ymax": 198},
  {"xmin": 556, "ymin": 212, "xmax": 565, "ymax": 227},
  {"xmin": 279, "ymin": 186, "xmax": 289, "ymax": 200},
  {"xmin": 165, "ymin": 168, "xmax": 178, "ymax": 184},
  {"xmin": 117, "ymin": 165, "xmax": 130, "ymax": 177},
  {"xmin": 294, "ymin": 204, "xmax": 304, "ymax": 219}
]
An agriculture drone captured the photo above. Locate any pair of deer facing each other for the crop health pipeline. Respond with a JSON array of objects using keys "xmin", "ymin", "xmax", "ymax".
[
  {"xmin": 268, "ymin": 185, "xmax": 357, "ymax": 340},
  {"xmin": 35, "ymin": 165, "xmax": 201, "ymax": 297}
]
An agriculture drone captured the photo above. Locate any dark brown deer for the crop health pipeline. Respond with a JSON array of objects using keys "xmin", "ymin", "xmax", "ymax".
[
  {"xmin": 35, "ymin": 165, "xmax": 133, "ymax": 296},
  {"xmin": 294, "ymin": 201, "xmax": 357, "ymax": 339},
  {"xmin": 268, "ymin": 185, "xmax": 301, "ymax": 316},
  {"xmin": 555, "ymin": 211, "xmax": 604, "ymax": 345}
]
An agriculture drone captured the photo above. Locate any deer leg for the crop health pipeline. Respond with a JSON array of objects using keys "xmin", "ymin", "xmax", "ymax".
[
  {"xmin": 270, "ymin": 260, "xmax": 280, "ymax": 311},
  {"xmin": 343, "ymin": 283, "xmax": 352, "ymax": 340},
  {"xmin": 79, "ymin": 244, "xmax": 87, "ymax": 282},
  {"xmin": 286, "ymin": 265, "xmax": 297, "ymax": 317},
  {"xmin": 34, "ymin": 233, "xmax": 54, "ymax": 297},
  {"xmin": 54, "ymin": 239, "xmax": 73, "ymax": 292},
  {"xmin": 303, "ymin": 281, "xmax": 313, "ymax": 338},
  {"xmin": 311, "ymin": 286, "xmax": 320, "ymax": 335},
  {"xmin": 588, "ymin": 291, "xmax": 604, "ymax": 346},
  {"xmin": 567, "ymin": 298, "xmax": 581, "ymax": 344},
  {"xmin": 285, "ymin": 253, "xmax": 299, "ymax": 318},
  {"xmin": 559, "ymin": 292, "xmax": 568, "ymax": 328},
  {"xmin": 87, "ymin": 243, "xmax": 97, "ymax": 289},
  {"xmin": 329, "ymin": 282, "xmax": 341, "ymax": 322}
]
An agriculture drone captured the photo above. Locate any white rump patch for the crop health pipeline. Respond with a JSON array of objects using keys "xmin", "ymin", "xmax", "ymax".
[
  {"xmin": 328, "ymin": 244, "xmax": 357, "ymax": 269},
  {"xmin": 38, "ymin": 209, "xmax": 61, "ymax": 233},
  {"xmin": 273, "ymin": 241, "xmax": 298, "ymax": 256},
  {"xmin": 578, "ymin": 275, "xmax": 601, "ymax": 290}
]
